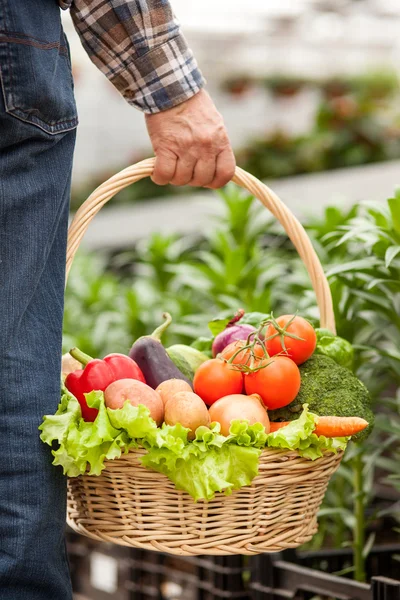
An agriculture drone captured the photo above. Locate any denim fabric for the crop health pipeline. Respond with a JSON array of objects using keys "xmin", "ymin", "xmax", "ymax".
[
  {"xmin": 0, "ymin": 0, "xmax": 77, "ymax": 598},
  {"xmin": 0, "ymin": 0, "xmax": 78, "ymax": 133}
]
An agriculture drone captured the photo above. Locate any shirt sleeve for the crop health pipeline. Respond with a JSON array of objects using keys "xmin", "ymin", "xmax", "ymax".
[{"xmin": 62, "ymin": 0, "xmax": 205, "ymax": 114}]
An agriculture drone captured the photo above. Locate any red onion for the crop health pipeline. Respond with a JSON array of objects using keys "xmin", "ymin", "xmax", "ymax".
[{"xmin": 212, "ymin": 324, "xmax": 256, "ymax": 357}]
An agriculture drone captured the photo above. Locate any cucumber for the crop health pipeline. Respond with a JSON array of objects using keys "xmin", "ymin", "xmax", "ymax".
[
  {"xmin": 166, "ymin": 345, "xmax": 209, "ymax": 379},
  {"xmin": 166, "ymin": 348, "xmax": 195, "ymax": 380}
]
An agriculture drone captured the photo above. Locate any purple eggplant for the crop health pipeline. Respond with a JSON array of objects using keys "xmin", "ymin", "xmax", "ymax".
[{"xmin": 129, "ymin": 313, "xmax": 192, "ymax": 389}]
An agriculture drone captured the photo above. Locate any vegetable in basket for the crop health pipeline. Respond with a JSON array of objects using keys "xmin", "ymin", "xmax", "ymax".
[
  {"xmin": 264, "ymin": 315, "xmax": 317, "ymax": 365},
  {"xmin": 156, "ymin": 379, "xmax": 192, "ymax": 406},
  {"xmin": 39, "ymin": 389, "xmax": 347, "ymax": 501},
  {"xmin": 269, "ymin": 354, "xmax": 374, "ymax": 441},
  {"xmin": 244, "ymin": 356, "xmax": 301, "ymax": 409},
  {"xmin": 193, "ymin": 358, "xmax": 243, "ymax": 405},
  {"xmin": 129, "ymin": 313, "xmax": 192, "ymax": 388},
  {"xmin": 104, "ymin": 378, "xmax": 164, "ymax": 425},
  {"xmin": 65, "ymin": 348, "xmax": 145, "ymax": 422},
  {"xmin": 211, "ymin": 309, "xmax": 257, "ymax": 357},
  {"xmin": 209, "ymin": 393, "xmax": 270, "ymax": 436},
  {"xmin": 164, "ymin": 391, "xmax": 210, "ymax": 438},
  {"xmin": 166, "ymin": 345, "xmax": 209, "ymax": 380},
  {"xmin": 314, "ymin": 328, "xmax": 354, "ymax": 370},
  {"xmin": 269, "ymin": 415, "xmax": 368, "ymax": 438}
]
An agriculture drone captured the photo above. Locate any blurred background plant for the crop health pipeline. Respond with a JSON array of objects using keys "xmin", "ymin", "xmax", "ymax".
[{"xmin": 239, "ymin": 70, "xmax": 400, "ymax": 181}]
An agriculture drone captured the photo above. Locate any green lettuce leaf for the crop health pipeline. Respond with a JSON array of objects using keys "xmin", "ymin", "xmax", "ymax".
[
  {"xmin": 40, "ymin": 390, "xmax": 347, "ymax": 500},
  {"xmin": 140, "ymin": 419, "xmax": 269, "ymax": 500},
  {"xmin": 107, "ymin": 401, "xmax": 158, "ymax": 439},
  {"xmin": 315, "ymin": 328, "xmax": 354, "ymax": 370},
  {"xmin": 142, "ymin": 442, "xmax": 261, "ymax": 501}
]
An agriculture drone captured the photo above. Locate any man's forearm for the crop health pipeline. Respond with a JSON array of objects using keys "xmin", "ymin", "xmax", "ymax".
[{"xmin": 61, "ymin": 0, "xmax": 205, "ymax": 113}]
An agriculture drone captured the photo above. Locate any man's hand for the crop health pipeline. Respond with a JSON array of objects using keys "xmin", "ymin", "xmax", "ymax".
[{"xmin": 145, "ymin": 89, "xmax": 235, "ymax": 189}]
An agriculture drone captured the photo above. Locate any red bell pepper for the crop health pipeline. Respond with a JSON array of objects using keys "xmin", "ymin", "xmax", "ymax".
[{"xmin": 64, "ymin": 348, "xmax": 145, "ymax": 422}]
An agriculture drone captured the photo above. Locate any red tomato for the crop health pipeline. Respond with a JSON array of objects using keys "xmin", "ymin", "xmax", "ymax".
[
  {"xmin": 193, "ymin": 358, "xmax": 243, "ymax": 406},
  {"xmin": 264, "ymin": 315, "xmax": 316, "ymax": 365},
  {"xmin": 220, "ymin": 340, "xmax": 266, "ymax": 366},
  {"xmin": 244, "ymin": 356, "xmax": 301, "ymax": 410}
]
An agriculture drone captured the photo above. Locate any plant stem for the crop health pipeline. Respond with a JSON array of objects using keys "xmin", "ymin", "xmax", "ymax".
[
  {"xmin": 353, "ymin": 450, "xmax": 366, "ymax": 582},
  {"xmin": 334, "ymin": 475, "xmax": 346, "ymax": 549}
]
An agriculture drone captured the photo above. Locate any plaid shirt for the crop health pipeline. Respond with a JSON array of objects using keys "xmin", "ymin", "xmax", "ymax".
[{"xmin": 59, "ymin": 0, "xmax": 204, "ymax": 113}]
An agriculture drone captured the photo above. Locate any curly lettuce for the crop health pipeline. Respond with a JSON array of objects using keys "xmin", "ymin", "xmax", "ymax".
[{"xmin": 39, "ymin": 389, "xmax": 347, "ymax": 501}]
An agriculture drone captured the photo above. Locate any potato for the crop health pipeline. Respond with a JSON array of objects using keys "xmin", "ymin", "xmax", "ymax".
[
  {"xmin": 156, "ymin": 379, "xmax": 193, "ymax": 406},
  {"xmin": 164, "ymin": 391, "xmax": 210, "ymax": 439},
  {"xmin": 104, "ymin": 378, "xmax": 164, "ymax": 425}
]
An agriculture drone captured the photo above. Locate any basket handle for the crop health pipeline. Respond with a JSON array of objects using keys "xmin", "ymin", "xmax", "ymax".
[{"xmin": 66, "ymin": 158, "xmax": 336, "ymax": 333}]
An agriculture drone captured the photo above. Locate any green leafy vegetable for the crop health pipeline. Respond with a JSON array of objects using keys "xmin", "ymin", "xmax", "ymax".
[
  {"xmin": 142, "ymin": 423, "xmax": 262, "ymax": 501},
  {"xmin": 315, "ymin": 328, "xmax": 355, "ymax": 370},
  {"xmin": 40, "ymin": 389, "xmax": 347, "ymax": 501}
]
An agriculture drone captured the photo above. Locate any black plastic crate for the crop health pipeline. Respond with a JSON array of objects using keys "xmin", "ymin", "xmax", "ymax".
[
  {"xmin": 67, "ymin": 530, "xmax": 132, "ymax": 600},
  {"xmin": 283, "ymin": 545, "xmax": 400, "ymax": 580},
  {"xmin": 67, "ymin": 531, "xmax": 249, "ymax": 600},
  {"xmin": 127, "ymin": 551, "xmax": 250, "ymax": 600},
  {"xmin": 250, "ymin": 557, "xmax": 400, "ymax": 600}
]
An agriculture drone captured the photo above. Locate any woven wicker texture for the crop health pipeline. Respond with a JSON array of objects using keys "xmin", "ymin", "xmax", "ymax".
[
  {"xmin": 67, "ymin": 448, "xmax": 342, "ymax": 555},
  {"xmin": 65, "ymin": 159, "xmax": 340, "ymax": 555}
]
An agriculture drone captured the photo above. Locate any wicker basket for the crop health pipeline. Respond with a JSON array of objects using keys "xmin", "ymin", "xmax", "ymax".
[{"xmin": 65, "ymin": 158, "xmax": 342, "ymax": 556}]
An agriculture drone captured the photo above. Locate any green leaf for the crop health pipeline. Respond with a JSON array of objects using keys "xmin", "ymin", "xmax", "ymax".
[
  {"xmin": 208, "ymin": 314, "xmax": 234, "ymax": 336},
  {"xmin": 326, "ymin": 258, "xmax": 381, "ymax": 277},
  {"xmin": 190, "ymin": 336, "xmax": 213, "ymax": 356},
  {"xmin": 142, "ymin": 444, "xmax": 261, "ymax": 501},
  {"xmin": 388, "ymin": 195, "xmax": 400, "ymax": 233},
  {"xmin": 385, "ymin": 245, "xmax": 400, "ymax": 268},
  {"xmin": 240, "ymin": 312, "xmax": 271, "ymax": 327},
  {"xmin": 39, "ymin": 392, "xmax": 81, "ymax": 446},
  {"xmin": 107, "ymin": 402, "xmax": 158, "ymax": 439},
  {"xmin": 315, "ymin": 328, "xmax": 354, "ymax": 370}
]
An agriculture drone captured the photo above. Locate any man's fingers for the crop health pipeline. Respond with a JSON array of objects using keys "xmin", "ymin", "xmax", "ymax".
[
  {"xmin": 151, "ymin": 153, "xmax": 177, "ymax": 185},
  {"xmin": 170, "ymin": 157, "xmax": 196, "ymax": 186},
  {"xmin": 190, "ymin": 157, "xmax": 217, "ymax": 187},
  {"xmin": 206, "ymin": 149, "xmax": 236, "ymax": 189}
]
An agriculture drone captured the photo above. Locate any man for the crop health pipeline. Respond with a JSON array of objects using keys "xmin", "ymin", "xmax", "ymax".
[{"xmin": 0, "ymin": 1, "xmax": 235, "ymax": 598}]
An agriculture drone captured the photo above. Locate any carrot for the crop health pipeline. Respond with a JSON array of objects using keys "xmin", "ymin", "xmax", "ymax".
[
  {"xmin": 269, "ymin": 416, "xmax": 369, "ymax": 438},
  {"xmin": 269, "ymin": 421, "xmax": 291, "ymax": 432},
  {"xmin": 314, "ymin": 416, "xmax": 368, "ymax": 438}
]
